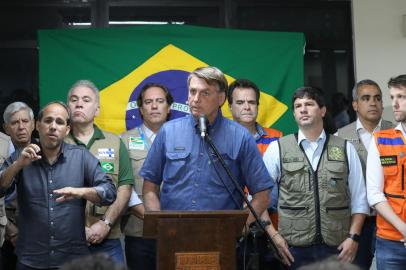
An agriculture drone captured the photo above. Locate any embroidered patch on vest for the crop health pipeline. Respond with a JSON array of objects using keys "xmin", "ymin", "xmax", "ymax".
[
  {"xmin": 101, "ymin": 161, "xmax": 115, "ymax": 173},
  {"xmin": 282, "ymin": 157, "xmax": 304, "ymax": 163},
  {"xmin": 128, "ymin": 136, "xmax": 144, "ymax": 150},
  {"xmin": 380, "ymin": 155, "xmax": 397, "ymax": 166},
  {"xmin": 327, "ymin": 146, "xmax": 345, "ymax": 161}
]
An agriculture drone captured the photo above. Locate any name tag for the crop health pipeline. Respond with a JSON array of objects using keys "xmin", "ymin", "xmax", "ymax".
[
  {"xmin": 128, "ymin": 136, "xmax": 145, "ymax": 150},
  {"xmin": 380, "ymin": 155, "xmax": 397, "ymax": 166}
]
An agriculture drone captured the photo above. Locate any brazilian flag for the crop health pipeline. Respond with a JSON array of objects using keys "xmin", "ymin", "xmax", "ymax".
[{"xmin": 39, "ymin": 25, "xmax": 304, "ymax": 134}]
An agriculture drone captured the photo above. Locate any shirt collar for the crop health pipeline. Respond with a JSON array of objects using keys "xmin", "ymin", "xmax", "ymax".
[
  {"xmin": 297, "ymin": 129, "xmax": 326, "ymax": 145},
  {"xmin": 69, "ymin": 124, "xmax": 104, "ymax": 149},
  {"xmin": 395, "ymin": 123, "xmax": 405, "ymax": 133},
  {"xmin": 356, "ymin": 118, "xmax": 382, "ymax": 132},
  {"xmin": 141, "ymin": 123, "xmax": 155, "ymax": 138},
  {"xmin": 190, "ymin": 110, "xmax": 223, "ymax": 132}
]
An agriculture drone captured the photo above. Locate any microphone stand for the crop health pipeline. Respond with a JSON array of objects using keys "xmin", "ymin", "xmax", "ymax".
[{"xmin": 203, "ymin": 133, "xmax": 286, "ymax": 269}]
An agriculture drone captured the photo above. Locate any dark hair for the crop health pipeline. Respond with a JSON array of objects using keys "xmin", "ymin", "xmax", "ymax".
[
  {"xmin": 297, "ymin": 256, "xmax": 361, "ymax": 270},
  {"xmin": 136, "ymin": 82, "xmax": 174, "ymax": 121},
  {"xmin": 227, "ymin": 79, "xmax": 260, "ymax": 105},
  {"xmin": 352, "ymin": 79, "xmax": 382, "ymax": 101},
  {"xmin": 60, "ymin": 254, "xmax": 125, "ymax": 270},
  {"xmin": 37, "ymin": 101, "xmax": 71, "ymax": 126},
  {"xmin": 388, "ymin": 74, "xmax": 406, "ymax": 89},
  {"xmin": 292, "ymin": 86, "xmax": 326, "ymax": 108}
]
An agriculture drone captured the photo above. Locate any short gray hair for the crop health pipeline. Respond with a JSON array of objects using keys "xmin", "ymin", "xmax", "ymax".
[
  {"xmin": 187, "ymin": 66, "xmax": 228, "ymax": 93},
  {"xmin": 352, "ymin": 79, "xmax": 382, "ymax": 101},
  {"xmin": 67, "ymin": 79, "xmax": 100, "ymax": 104},
  {"xmin": 3, "ymin": 102, "xmax": 34, "ymax": 123}
]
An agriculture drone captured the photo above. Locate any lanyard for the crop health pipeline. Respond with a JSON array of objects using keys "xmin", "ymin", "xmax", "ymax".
[{"xmin": 137, "ymin": 126, "xmax": 151, "ymax": 151}]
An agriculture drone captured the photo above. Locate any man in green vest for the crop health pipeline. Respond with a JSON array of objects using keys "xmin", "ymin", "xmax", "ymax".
[
  {"xmin": 0, "ymin": 131, "xmax": 11, "ymax": 266},
  {"xmin": 66, "ymin": 80, "xmax": 133, "ymax": 265},
  {"xmin": 121, "ymin": 82, "xmax": 173, "ymax": 270},
  {"xmin": 263, "ymin": 86, "xmax": 369, "ymax": 269},
  {"xmin": 2, "ymin": 101, "xmax": 35, "ymax": 269},
  {"xmin": 336, "ymin": 80, "xmax": 394, "ymax": 270}
]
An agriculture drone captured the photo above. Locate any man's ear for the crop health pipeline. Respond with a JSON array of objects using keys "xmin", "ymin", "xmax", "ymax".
[{"xmin": 352, "ymin": 100, "xmax": 358, "ymax": 112}]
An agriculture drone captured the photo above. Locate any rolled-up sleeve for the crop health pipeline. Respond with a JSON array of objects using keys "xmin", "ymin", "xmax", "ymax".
[
  {"xmin": 346, "ymin": 142, "xmax": 369, "ymax": 214},
  {"xmin": 366, "ymin": 137, "xmax": 386, "ymax": 207}
]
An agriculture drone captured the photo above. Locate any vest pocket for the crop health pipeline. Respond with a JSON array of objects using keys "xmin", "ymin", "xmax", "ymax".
[
  {"xmin": 324, "ymin": 206, "xmax": 350, "ymax": 246},
  {"xmin": 382, "ymin": 165, "xmax": 398, "ymax": 176},
  {"xmin": 325, "ymin": 162, "xmax": 347, "ymax": 194},
  {"xmin": 278, "ymin": 206, "xmax": 311, "ymax": 246},
  {"xmin": 281, "ymin": 162, "xmax": 307, "ymax": 192}
]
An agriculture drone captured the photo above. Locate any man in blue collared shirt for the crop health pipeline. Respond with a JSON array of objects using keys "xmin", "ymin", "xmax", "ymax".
[
  {"xmin": 141, "ymin": 66, "xmax": 272, "ymax": 227},
  {"xmin": 263, "ymin": 87, "xmax": 369, "ymax": 269}
]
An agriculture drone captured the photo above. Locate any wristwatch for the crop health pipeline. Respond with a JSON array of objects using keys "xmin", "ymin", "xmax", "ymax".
[
  {"xmin": 101, "ymin": 217, "xmax": 113, "ymax": 228},
  {"xmin": 347, "ymin": 233, "xmax": 360, "ymax": 243}
]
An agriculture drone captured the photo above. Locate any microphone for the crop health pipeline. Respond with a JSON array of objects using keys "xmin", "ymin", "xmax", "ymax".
[{"xmin": 199, "ymin": 114, "xmax": 208, "ymax": 138}]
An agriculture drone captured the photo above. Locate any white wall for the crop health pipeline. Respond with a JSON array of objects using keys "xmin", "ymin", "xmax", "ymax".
[{"xmin": 352, "ymin": 0, "xmax": 406, "ymax": 121}]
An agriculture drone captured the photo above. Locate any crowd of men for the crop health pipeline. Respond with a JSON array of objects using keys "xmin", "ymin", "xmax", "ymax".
[{"xmin": 0, "ymin": 66, "xmax": 405, "ymax": 270}]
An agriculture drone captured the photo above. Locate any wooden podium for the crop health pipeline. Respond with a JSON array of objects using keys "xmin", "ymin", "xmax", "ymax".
[{"xmin": 144, "ymin": 210, "xmax": 248, "ymax": 270}]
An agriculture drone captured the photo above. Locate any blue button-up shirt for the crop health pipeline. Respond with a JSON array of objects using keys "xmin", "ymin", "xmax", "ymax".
[
  {"xmin": 140, "ymin": 112, "xmax": 273, "ymax": 210},
  {"xmin": 0, "ymin": 142, "xmax": 116, "ymax": 268}
]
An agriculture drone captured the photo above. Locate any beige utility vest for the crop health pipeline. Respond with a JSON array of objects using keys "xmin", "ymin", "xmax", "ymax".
[
  {"xmin": 120, "ymin": 127, "xmax": 150, "ymax": 237},
  {"xmin": 278, "ymin": 134, "xmax": 350, "ymax": 247},
  {"xmin": 65, "ymin": 131, "xmax": 121, "ymax": 239},
  {"xmin": 0, "ymin": 132, "xmax": 11, "ymax": 246},
  {"xmin": 337, "ymin": 120, "xmax": 394, "ymax": 177}
]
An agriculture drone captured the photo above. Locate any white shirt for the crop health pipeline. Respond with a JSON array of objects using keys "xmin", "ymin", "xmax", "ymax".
[
  {"xmin": 366, "ymin": 123, "xmax": 404, "ymax": 207},
  {"xmin": 356, "ymin": 118, "xmax": 383, "ymax": 149},
  {"xmin": 128, "ymin": 124, "xmax": 156, "ymax": 207},
  {"xmin": 263, "ymin": 129, "xmax": 369, "ymax": 214}
]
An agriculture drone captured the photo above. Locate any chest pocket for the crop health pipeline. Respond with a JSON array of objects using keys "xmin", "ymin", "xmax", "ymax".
[
  {"xmin": 165, "ymin": 151, "xmax": 190, "ymax": 181},
  {"xmin": 129, "ymin": 151, "xmax": 148, "ymax": 175},
  {"xmin": 325, "ymin": 161, "xmax": 347, "ymax": 194},
  {"xmin": 281, "ymin": 162, "xmax": 308, "ymax": 192}
]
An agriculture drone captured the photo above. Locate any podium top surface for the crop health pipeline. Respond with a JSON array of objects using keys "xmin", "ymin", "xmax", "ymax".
[{"xmin": 143, "ymin": 210, "xmax": 249, "ymax": 238}]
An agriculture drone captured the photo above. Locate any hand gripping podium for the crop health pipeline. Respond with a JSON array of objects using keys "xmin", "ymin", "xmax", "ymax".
[{"xmin": 144, "ymin": 210, "xmax": 248, "ymax": 270}]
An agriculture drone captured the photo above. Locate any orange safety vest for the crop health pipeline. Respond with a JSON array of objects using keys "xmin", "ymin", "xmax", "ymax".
[{"xmin": 375, "ymin": 129, "xmax": 406, "ymax": 241}]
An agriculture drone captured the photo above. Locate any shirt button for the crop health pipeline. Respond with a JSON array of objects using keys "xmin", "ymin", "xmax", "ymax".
[
  {"xmin": 51, "ymin": 250, "xmax": 55, "ymax": 254},
  {"xmin": 49, "ymin": 194, "xmax": 53, "ymax": 198},
  {"xmin": 50, "ymin": 208, "xmax": 54, "ymax": 211},
  {"xmin": 192, "ymin": 200, "xmax": 196, "ymax": 204},
  {"xmin": 50, "ymin": 222, "xmax": 54, "ymax": 225},
  {"xmin": 194, "ymin": 183, "xmax": 199, "ymax": 187},
  {"xmin": 200, "ymin": 152, "xmax": 203, "ymax": 156},
  {"xmin": 49, "ymin": 180, "xmax": 53, "ymax": 184},
  {"xmin": 51, "ymin": 235, "xmax": 54, "ymax": 239}
]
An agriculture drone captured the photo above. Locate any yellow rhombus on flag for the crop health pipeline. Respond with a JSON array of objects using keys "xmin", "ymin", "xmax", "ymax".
[{"xmin": 95, "ymin": 44, "xmax": 287, "ymax": 135}]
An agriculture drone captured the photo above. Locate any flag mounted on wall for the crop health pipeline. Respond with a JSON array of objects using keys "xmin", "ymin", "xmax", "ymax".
[{"xmin": 39, "ymin": 25, "xmax": 304, "ymax": 134}]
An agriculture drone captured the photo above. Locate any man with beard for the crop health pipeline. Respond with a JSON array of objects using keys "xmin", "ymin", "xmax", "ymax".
[
  {"xmin": 337, "ymin": 80, "xmax": 394, "ymax": 269},
  {"xmin": 367, "ymin": 74, "xmax": 406, "ymax": 270}
]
